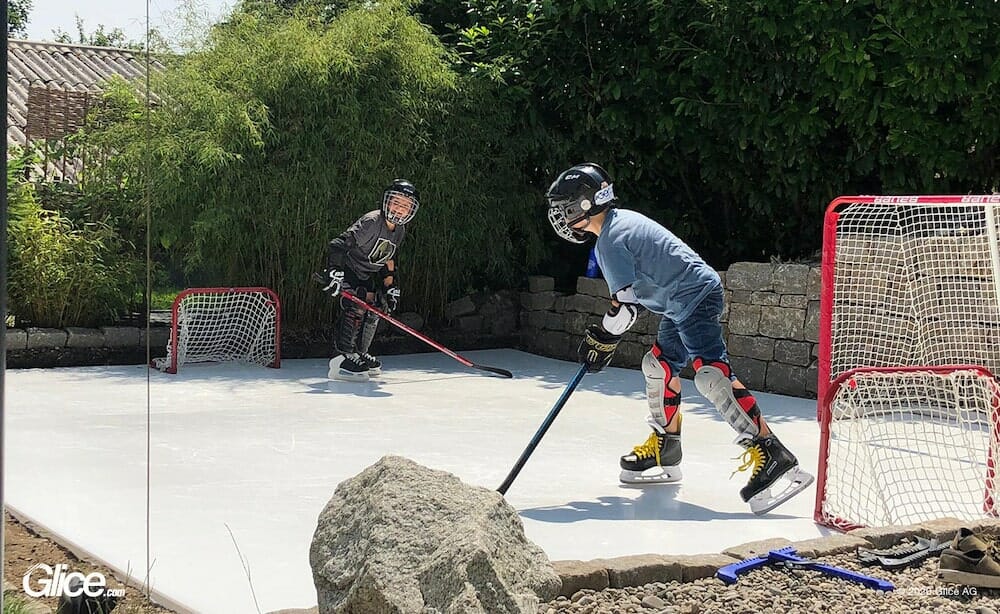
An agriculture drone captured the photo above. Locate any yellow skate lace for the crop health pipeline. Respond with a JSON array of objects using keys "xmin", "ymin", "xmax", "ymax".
[
  {"xmin": 731, "ymin": 445, "xmax": 764, "ymax": 480},
  {"xmin": 632, "ymin": 432, "xmax": 662, "ymax": 465}
]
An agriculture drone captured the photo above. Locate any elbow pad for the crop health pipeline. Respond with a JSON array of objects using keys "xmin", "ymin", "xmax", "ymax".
[{"xmin": 603, "ymin": 302, "xmax": 640, "ymax": 336}]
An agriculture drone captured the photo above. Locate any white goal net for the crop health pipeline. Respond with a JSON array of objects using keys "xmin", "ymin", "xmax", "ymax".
[
  {"xmin": 816, "ymin": 195, "xmax": 1000, "ymax": 529},
  {"xmin": 817, "ymin": 366, "xmax": 1000, "ymax": 530},
  {"xmin": 152, "ymin": 287, "xmax": 281, "ymax": 374}
]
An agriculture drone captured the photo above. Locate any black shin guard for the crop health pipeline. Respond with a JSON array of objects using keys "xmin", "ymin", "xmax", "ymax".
[
  {"xmin": 335, "ymin": 298, "xmax": 366, "ymax": 354},
  {"xmin": 358, "ymin": 312, "xmax": 379, "ymax": 355}
]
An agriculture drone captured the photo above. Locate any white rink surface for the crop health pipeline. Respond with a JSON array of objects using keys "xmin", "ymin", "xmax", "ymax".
[{"xmin": 6, "ymin": 350, "xmax": 831, "ymax": 613}]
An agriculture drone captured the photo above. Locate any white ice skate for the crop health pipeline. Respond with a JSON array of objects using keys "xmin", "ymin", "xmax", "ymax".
[{"xmin": 328, "ymin": 354, "xmax": 370, "ymax": 382}]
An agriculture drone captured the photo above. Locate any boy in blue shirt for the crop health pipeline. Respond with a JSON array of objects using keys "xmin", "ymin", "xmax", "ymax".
[{"xmin": 545, "ymin": 163, "xmax": 813, "ymax": 515}]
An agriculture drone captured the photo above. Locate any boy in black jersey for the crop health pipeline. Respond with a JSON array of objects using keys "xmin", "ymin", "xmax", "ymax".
[{"xmin": 321, "ymin": 180, "xmax": 418, "ymax": 381}]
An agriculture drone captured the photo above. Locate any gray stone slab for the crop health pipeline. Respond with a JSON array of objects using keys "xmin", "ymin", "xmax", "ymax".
[
  {"xmin": 552, "ymin": 560, "xmax": 610, "ymax": 596},
  {"xmin": 575, "ymin": 277, "xmax": 610, "ymax": 298},
  {"xmin": 728, "ymin": 304, "xmax": 761, "ymax": 336},
  {"xmin": 722, "ymin": 537, "xmax": 794, "ymax": 560},
  {"xmin": 26, "ymin": 327, "xmax": 68, "ymax": 349},
  {"xmin": 101, "ymin": 326, "xmax": 140, "ymax": 348},
  {"xmin": 600, "ymin": 554, "xmax": 680, "ymax": 588},
  {"xmin": 729, "ymin": 356, "xmax": 766, "ymax": 390},
  {"xmin": 140, "ymin": 327, "xmax": 172, "ymax": 351},
  {"xmin": 527, "ymin": 276, "xmax": 555, "ymax": 293},
  {"xmin": 750, "ymin": 291, "xmax": 781, "ymax": 306},
  {"xmin": 847, "ymin": 518, "xmax": 966, "ymax": 549},
  {"xmin": 774, "ymin": 340, "xmax": 812, "ymax": 366},
  {"xmin": 520, "ymin": 291, "xmax": 557, "ymax": 311},
  {"xmin": 662, "ymin": 554, "xmax": 740, "ymax": 582},
  {"xmin": 456, "ymin": 315, "xmax": 483, "ymax": 333},
  {"xmin": 726, "ymin": 262, "xmax": 773, "ymax": 292},
  {"xmin": 791, "ymin": 534, "xmax": 872, "ymax": 558},
  {"xmin": 445, "ymin": 296, "xmax": 477, "ymax": 319},
  {"xmin": 805, "ymin": 301, "xmax": 821, "ymax": 343},
  {"xmin": 6, "ymin": 328, "xmax": 27, "ymax": 350},
  {"xmin": 779, "ymin": 294, "xmax": 808, "ymax": 309},
  {"xmin": 65, "ymin": 327, "xmax": 104, "ymax": 348},
  {"xmin": 807, "ymin": 267, "xmax": 822, "ymax": 300},
  {"xmin": 773, "ymin": 263, "xmax": 811, "ymax": 295},
  {"xmin": 727, "ymin": 335, "xmax": 774, "ymax": 361},
  {"xmin": 759, "ymin": 306, "xmax": 805, "ymax": 340},
  {"xmin": 765, "ymin": 363, "xmax": 810, "ymax": 397}
]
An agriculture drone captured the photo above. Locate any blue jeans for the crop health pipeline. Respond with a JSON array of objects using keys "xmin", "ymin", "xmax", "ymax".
[{"xmin": 655, "ymin": 285, "xmax": 728, "ymax": 377}]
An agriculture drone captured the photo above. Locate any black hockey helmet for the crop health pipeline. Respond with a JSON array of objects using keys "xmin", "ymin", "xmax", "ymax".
[
  {"xmin": 382, "ymin": 179, "xmax": 419, "ymax": 225},
  {"xmin": 545, "ymin": 163, "xmax": 616, "ymax": 243}
]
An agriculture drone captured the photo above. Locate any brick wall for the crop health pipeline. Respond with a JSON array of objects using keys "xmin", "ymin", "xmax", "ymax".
[{"xmin": 519, "ymin": 262, "xmax": 823, "ymax": 399}]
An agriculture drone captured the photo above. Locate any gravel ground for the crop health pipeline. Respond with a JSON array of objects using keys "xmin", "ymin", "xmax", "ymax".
[{"xmin": 538, "ymin": 549, "xmax": 1000, "ymax": 614}]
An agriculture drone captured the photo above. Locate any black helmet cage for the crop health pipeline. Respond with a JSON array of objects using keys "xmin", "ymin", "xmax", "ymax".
[
  {"xmin": 382, "ymin": 179, "xmax": 419, "ymax": 225},
  {"xmin": 545, "ymin": 164, "xmax": 616, "ymax": 243}
]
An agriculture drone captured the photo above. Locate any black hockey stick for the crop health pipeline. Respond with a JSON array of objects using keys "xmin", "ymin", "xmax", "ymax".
[
  {"xmin": 497, "ymin": 364, "xmax": 588, "ymax": 495},
  {"xmin": 313, "ymin": 272, "xmax": 513, "ymax": 378}
]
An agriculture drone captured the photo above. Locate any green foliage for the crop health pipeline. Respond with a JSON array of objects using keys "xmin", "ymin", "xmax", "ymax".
[
  {"xmin": 3, "ymin": 591, "xmax": 34, "ymax": 614},
  {"xmin": 7, "ymin": 0, "xmax": 31, "ymax": 37},
  {"xmin": 109, "ymin": 0, "xmax": 543, "ymax": 325},
  {"xmin": 52, "ymin": 16, "xmax": 167, "ymax": 51},
  {"xmin": 7, "ymin": 147, "xmax": 144, "ymax": 328},
  {"xmin": 456, "ymin": 0, "xmax": 1000, "ymax": 266}
]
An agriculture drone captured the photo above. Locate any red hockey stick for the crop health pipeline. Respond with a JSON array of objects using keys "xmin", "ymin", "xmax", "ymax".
[{"xmin": 314, "ymin": 273, "xmax": 513, "ymax": 378}]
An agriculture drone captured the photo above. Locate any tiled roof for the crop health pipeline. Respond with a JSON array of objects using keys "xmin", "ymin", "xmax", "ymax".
[{"xmin": 6, "ymin": 39, "xmax": 164, "ymax": 180}]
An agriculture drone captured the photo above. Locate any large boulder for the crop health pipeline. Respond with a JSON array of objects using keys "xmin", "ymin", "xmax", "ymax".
[{"xmin": 309, "ymin": 456, "xmax": 560, "ymax": 613}]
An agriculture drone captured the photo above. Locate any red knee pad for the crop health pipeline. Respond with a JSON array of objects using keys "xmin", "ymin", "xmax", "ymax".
[
  {"xmin": 650, "ymin": 344, "xmax": 681, "ymax": 422},
  {"xmin": 692, "ymin": 357, "xmax": 733, "ymax": 379}
]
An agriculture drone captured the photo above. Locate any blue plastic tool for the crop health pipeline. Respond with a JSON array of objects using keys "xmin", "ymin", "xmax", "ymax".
[{"xmin": 716, "ymin": 546, "xmax": 894, "ymax": 591}]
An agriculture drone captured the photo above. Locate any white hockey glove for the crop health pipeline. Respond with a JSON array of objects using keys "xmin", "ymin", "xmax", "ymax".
[
  {"xmin": 322, "ymin": 268, "xmax": 345, "ymax": 296},
  {"xmin": 384, "ymin": 285, "xmax": 400, "ymax": 313},
  {"xmin": 602, "ymin": 285, "xmax": 642, "ymax": 335}
]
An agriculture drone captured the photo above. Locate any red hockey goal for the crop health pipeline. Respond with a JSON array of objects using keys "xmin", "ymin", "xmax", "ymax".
[
  {"xmin": 152, "ymin": 287, "xmax": 281, "ymax": 374},
  {"xmin": 815, "ymin": 195, "xmax": 1000, "ymax": 529}
]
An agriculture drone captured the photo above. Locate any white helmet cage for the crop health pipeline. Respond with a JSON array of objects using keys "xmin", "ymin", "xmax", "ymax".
[{"xmin": 381, "ymin": 181, "xmax": 419, "ymax": 225}]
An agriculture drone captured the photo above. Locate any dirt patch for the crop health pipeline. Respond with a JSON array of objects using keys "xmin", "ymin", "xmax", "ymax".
[{"xmin": 4, "ymin": 513, "xmax": 175, "ymax": 613}]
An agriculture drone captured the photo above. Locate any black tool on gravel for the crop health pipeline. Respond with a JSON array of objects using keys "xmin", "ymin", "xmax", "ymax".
[{"xmin": 857, "ymin": 537, "xmax": 949, "ymax": 570}]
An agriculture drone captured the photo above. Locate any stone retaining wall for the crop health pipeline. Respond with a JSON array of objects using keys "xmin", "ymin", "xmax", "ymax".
[
  {"xmin": 519, "ymin": 262, "xmax": 823, "ymax": 398},
  {"xmin": 265, "ymin": 516, "xmax": 992, "ymax": 611},
  {"xmin": 551, "ymin": 516, "xmax": 989, "ymax": 596},
  {"xmin": 4, "ymin": 290, "xmax": 521, "ymax": 369},
  {"xmin": 5, "ymin": 265, "xmax": 824, "ymax": 400},
  {"xmin": 5, "ymin": 325, "xmax": 172, "ymax": 368}
]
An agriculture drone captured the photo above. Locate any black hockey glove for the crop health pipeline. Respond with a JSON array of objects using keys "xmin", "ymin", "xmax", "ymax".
[
  {"xmin": 321, "ymin": 268, "xmax": 345, "ymax": 297},
  {"xmin": 578, "ymin": 323, "xmax": 621, "ymax": 373}
]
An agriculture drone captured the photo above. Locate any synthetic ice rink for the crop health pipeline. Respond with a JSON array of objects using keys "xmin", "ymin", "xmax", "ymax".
[{"xmin": 6, "ymin": 349, "xmax": 831, "ymax": 613}]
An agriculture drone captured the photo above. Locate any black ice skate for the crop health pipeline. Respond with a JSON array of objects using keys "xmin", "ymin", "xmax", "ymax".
[
  {"xmin": 619, "ymin": 420, "xmax": 683, "ymax": 484},
  {"xmin": 328, "ymin": 353, "xmax": 370, "ymax": 382},
  {"xmin": 734, "ymin": 434, "xmax": 814, "ymax": 515},
  {"xmin": 358, "ymin": 352, "xmax": 382, "ymax": 377}
]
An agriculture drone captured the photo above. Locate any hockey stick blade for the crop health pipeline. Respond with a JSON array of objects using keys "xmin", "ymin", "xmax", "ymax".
[
  {"xmin": 313, "ymin": 272, "xmax": 513, "ymax": 378},
  {"xmin": 472, "ymin": 364, "xmax": 513, "ymax": 378}
]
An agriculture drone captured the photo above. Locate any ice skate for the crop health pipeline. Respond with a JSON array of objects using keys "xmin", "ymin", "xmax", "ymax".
[
  {"xmin": 328, "ymin": 353, "xmax": 370, "ymax": 382},
  {"xmin": 733, "ymin": 434, "xmax": 813, "ymax": 515},
  {"xmin": 358, "ymin": 352, "xmax": 382, "ymax": 377},
  {"xmin": 619, "ymin": 420, "xmax": 682, "ymax": 484}
]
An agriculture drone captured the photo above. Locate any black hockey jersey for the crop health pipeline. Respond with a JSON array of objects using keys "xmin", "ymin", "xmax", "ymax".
[{"xmin": 327, "ymin": 210, "xmax": 406, "ymax": 279}]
